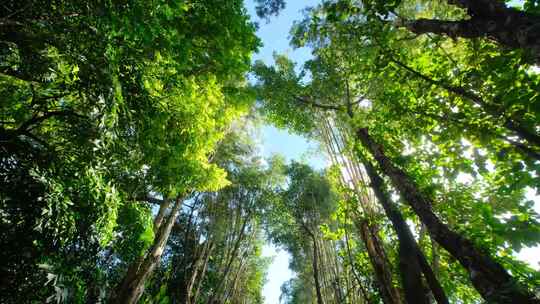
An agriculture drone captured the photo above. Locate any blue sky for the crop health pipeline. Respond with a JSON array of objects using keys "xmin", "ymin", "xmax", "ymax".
[
  {"xmin": 243, "ymin": 0, "xmax": 538, "ymax": 303},
  {"xmin": 244, "ymin": 1, "xmax": 323, "ymax": 303},
  {"xmin": 257, "ymin": 126, "xmax": 327, "ymax": 304}
]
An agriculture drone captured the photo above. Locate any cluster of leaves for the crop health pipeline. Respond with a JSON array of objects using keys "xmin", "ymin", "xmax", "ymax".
[
  {"xmin": 0, "ymin": 0, "xmax": 261, "ymax": 302},
  {"xmin": 253, "ymin": 0, "xmax": 540, "ymax": 301},
  {"xmin": 141, "ymin": 127, "xmax": 280, "ymax": 304},
  {"xmin": 255, "ymin": 0, "xmax": 287, "ymax": 21}
]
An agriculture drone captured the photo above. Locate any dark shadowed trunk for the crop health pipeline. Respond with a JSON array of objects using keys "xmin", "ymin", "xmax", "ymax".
[
  {"xmin": 357, "ymin": 219, "xmax": 403, "ymax": 304},
  {"xmin": 183, "ymin": 241, "xmax": 213, "ymax": 304},
  {"xmin": 207, "ymin": 213, "xmax": 249, "ymax": 304},
  {"xmin": 112, "ymin": 197, "xmax": 183, "ymax": 304},
  {"xmin": 311, "ymin": 235, "xmax": 325, "ymax": 304},
  {"xmin": 355, "ymin": 127, "xmax": 539, "ymax": 303},
  {"xmin": 363, "ymin": 159, "xmax": 449, "ymax": 304},
  {"xmin": 190, "ymin": 241, "xmax": 214, "ymax": 304},
  {"xmin": 401, "ymin": 0, "xmax": 540, "ymax": 63},
  {"xmin": 301, "ymin": 223, "xmax": 325, "ymax": 304},
  {"xmin": 319, "ymin": 114, "xmax": 402, "ymax": 304}
]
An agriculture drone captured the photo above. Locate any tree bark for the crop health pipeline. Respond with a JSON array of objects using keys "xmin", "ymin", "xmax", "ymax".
[
  {"xmin": 206, "ymin": 214, "xmax": 249, "ymax": 304},
  {"xmin": 319, "ymin": 115, "xmax": 401, "ymax": 304},
  {"xmin": 153, "ymin": 198, "xmax": 171, "ymax": 232},
  {"xmin": 357, "ymin": 219, "xmax": 403, "ymax": 304},
  {"xmin": 311, "ymin": 230, "xmax": 326, "ymax": 304},
  {"xmin": 344, "ymin": 226, "xmax": 372, "ymax": 304},
  {"xmin": 112, "ymin": 197, "xmax": 183, "ymax": 304},
  {"xmin": 355, "ymin": 127, "xmax": 539, "ymax": 303},
  {"xmin": 401, "ymin": 0, "xmax": 540, "ymax": 63},
  {"xmin": 184, "ymin": 241, "xmax": 212, "ymax": 304},
  {"xmin": 190, "ymin": 241, "xmax": 214, "ymax": 304},
  {"xmin": 329, "ymin": 240, "xmax": 344, "ymax": 303},
  {"xmin": 364, "ymin": 159, "xmax": 449, "ymax": 304}
]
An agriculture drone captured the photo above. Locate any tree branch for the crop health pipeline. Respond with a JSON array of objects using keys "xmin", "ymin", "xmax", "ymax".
[
  {"xmin": 387, "ymin": 56, "xmax": 540, "ymax": 146},
  {"xmin": 17, "ymin": 110, "xmax": 86, "ymax": 132},
  {"xmin": 295, "ymin": 95, "xmax": 344, "ymax": 111}
]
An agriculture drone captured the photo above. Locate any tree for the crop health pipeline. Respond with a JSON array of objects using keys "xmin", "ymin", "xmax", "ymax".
[
  {"xmin": 3, "ymin": 0, "xmax": 540, "ymax": 303},
  {"xmin": 145, "ymin": 127, "xmax": 278, "ymax": 304},
  {"xmin": 318, "ymin": 113, "xmax": 448, "ymax": 304},
  {"xmin": 253, "ymin": 40, "xmax": 539, "ymax": 302},
  {"xmin": 254, "ymin": 0, "xmax": 287, "ymax": 20},
  {"xmin": 1, "ymin": 0, "xmax": 259, "ymax": 302},
  {"xmin": 377, "ymin": 0, "xmax": 540, "ymax": 64}
]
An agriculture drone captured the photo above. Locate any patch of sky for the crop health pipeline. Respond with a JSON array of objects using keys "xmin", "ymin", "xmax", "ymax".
[
  {"xmin": 244, "ymin": 1, "xmax": 540, "ymax": 302},
  {"xmin": 245, "ymin": 1, "xmax": 324, "ymax": 303}
]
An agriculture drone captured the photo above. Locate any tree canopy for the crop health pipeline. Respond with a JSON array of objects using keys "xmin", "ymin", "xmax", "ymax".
[{"xmin": 1, "ymin": 0, "xmax": 539, "ymax": 303}]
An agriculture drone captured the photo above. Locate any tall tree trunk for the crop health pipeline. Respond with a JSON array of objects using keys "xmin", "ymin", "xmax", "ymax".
[
  {"xmin": 224, "ymin": 245, "xmax": 251, "ymax": 303},
  {"xmin": 363, "ymin": 159, "xmax": 449, "ymax": 304},
  {"xmin": 169, "ymin": 203, "xmax": 198, "ymax": 304},
  {"xmin": 300, "ymin": 222, "xmax": 325, "ymax": 304},
  {"xmin": 319, "ymin": 115, "xmax": 401, "ymax": 304},
  {"xmin": 206, "ymin": 214, "xmax": 249, "ymax": 304},
  {"xmin": 112, "ymin": 197, "xmax": 183, "ymax": 304},
  {"xmin": 184, "ymin": 240, "xmax": 212, "ymax": 304},
  {"xmin": 355, "ymin": 127, "xmax": 539, "ymax": 303},
  {"xmin": 357, "ymin": 219, "xmax": 403, "ymax": 304},
  {"xmin": 329, "ymin": 240, "xmax": 344, "ymax": 303},
  {"xmin": 312, "ymin": 233, "xmax": 326, "ymax": 304},
  {"xmin": 344, "ymin": 225, "xmax": 372, "ymax": 304},
  {"xmin": 323, "ymin": 113, "xmax": 446, "ymax": 303},
  {"xmin": 190, "ymin": 242, "xmax": 214, "ymax": 304},
  {"xmin": 176, "ymin": 244, "xmax": 203, "ymax": 304},
  {"xmin": 153, "ymin": 198, "xmax": 171, "ymax": 231}
]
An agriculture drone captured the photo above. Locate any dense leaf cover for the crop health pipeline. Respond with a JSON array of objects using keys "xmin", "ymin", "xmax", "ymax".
[{"xmin": 1, "ymin": 0, "xmax": 539, "ymax": 303}]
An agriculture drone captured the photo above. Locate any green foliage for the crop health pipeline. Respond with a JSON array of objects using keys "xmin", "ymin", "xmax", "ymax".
[
  {"xmin": 146, "ymin": 128, "xmax": 280, "ymax": 304},
  {"xmin": 253, "ymin": 0, "xmax": 540, "ymax": 301},
  {"xmin": 3, "ymin": 0, "xmax": 540, "ymax": 302},
  {"xmin": 114, "ymin": 203, "xmax": 154, "ymax": 262},
  {"xmin": 252, "ymin": 55, "xmax": 318, "ymax": 134},
  {"xmin": 1, "ymin": 0, "xmax": 259, "ymax": 302},
  {"xmin": 524, "ymin": 0, "xmax": 540, "ymax": 13},
  {"xmin": 255, "ymin": 0, "xmax": 287, "ymax": 20}
]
